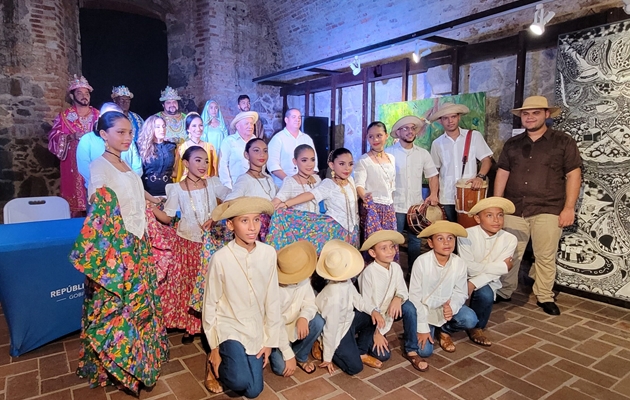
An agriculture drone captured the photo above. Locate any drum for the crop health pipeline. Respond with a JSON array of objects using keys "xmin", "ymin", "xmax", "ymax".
[
  {"xmin": 406, "ymin": 203, "xmax": 447, "ymax": 235},
  {"xmin": 455, "ymin": 178, "xmax": 488, "ymax": 228}
]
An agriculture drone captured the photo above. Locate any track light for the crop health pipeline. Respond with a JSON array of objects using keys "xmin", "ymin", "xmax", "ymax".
[
  {"xmin": 412, "ymin": 42, "xmax": 432, "ymax": 63},
  {"xmin": 530, "ymin": 4, "xmax": 555, "ymax": 35},
  {"xmin": 350, "ymin": 56, "xmax": 361, "ymax": 76}
]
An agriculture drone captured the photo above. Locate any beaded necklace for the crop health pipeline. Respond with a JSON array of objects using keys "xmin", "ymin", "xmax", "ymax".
[
  {"xmin": 333, "ymin": 176, "xmax": 356, "ymax": 238},
  {"xmin": 295, "ymin": 173, "xmax": 317, "ymax": 212},
  {"xmin": 370, "ymin": 150, "xmax": 395, "ymax": 192},
  {"xmin": 247, "ymin": 169, "xmax": 274, "ymax": 199},
  {"xmin": 184, "ymin": 175, "xmax": 211, "ymax": 230}
]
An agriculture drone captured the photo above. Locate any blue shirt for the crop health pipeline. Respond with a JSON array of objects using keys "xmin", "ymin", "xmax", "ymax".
[{"xmin": 76, "ymin": 132, "xmax": 143, "ymax": 188}]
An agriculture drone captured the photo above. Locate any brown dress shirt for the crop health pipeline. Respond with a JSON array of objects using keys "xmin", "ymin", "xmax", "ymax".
[{"xmin": 497, "ymin": 128, "xmax": 582, "ymax": 218}]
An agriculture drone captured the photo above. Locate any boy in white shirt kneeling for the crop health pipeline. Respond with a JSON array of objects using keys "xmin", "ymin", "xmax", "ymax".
[
  {"xmin": 457, "ymin": 197, "xmax": 517, "ymax": 347},
  {"xmin": 202, "ymin": 197, "xmax": 282, "ymax": 398},
  {"xmin": 269, "ymin": 240, "xmax": 325, "ymax": 376},
  {"xmin": 316, "ymin": 240, "xmax": 383, "ymax": 375},
  {"xmin": 410, "ymin": 221, "xmax": 478, "ymax": 358},
  {"xmin": 359, "ymin": 230, "xmax": 428, "ymax": 372}
]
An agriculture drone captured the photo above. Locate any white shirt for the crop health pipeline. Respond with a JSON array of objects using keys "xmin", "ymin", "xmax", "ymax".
[
  {"xmin": 358, "ymin": 261, "xmax": 408, "ymax": 335},
  {"xmin": 267, "ymin": 128, "xmax": 318, "ymax": 187},
  {"xmin": 163, "ymin": 178, "xmax": 229, "ymax": 243},
  {"xmin": 202, "ymin": 240, "xmax": 282, "ymax": 354},
  {"xmin": 88, "ymin": 156, "xmax": 146, "ymax": 238},
  {"xmin": 316, "ymin": 280, "xmax": 367, "ymax": 362},
  {"xmin": 278, "ymin": 279, "xmax": 318, "ymax": 360},
  {"xmin": 77, "ymin": 133, "xmax": 142, "ymax": 188},
  {"xmin": 386, "ymin": 142, "xmax": 438, "ymax": 213},
  {"xmin": 354, "ymin": 153, "xmax": 396, "ymax": 205},
  {"xmin": 457, "ymin": 225, "xmax": 517, "ymax": 298},
  {"xmin": 309, "ymin": 177, "xmax": 358, "ymax": 232},
  {"xmin": 225, "ymin": 172, "xmax": 278, "ymax": 201},
  {"xmin": 218, "ymin": 133, "xmax": 255, "ymax": 189},
  {"xmin": 409, "ymin": 251, "xmax": 468, "ymax": 333},
  {"xmin": 430, "ymin": 128, "xmax": 493, "ymax": 205},
  {"xmin": 275, "ymin": 175, "xmax": 322, "ymax": 213}
]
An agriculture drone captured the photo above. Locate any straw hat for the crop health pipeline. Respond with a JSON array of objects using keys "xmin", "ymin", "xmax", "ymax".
[
  {"xmin": 391, "ymin": 116, "xmax": 426, "ymax": 139},
  {"xmin": 418, "ymin": 220, "xmax": 468, "ymax": 238},
  {"xmin": 277, "ymin": 241, "xmax": 317, "ymax": 285},
  {"xmin": 230, "ymin": 111, "xmax": 259, "ymax": 130},
  {"xmin": 429, "ymin": 103, "xmax": 470, "ymax": 122},
  {"xmin": 468, "ymin": 197, "xmax": 516, "ymax": 217},
  {"xmin": 316, "ymin": 240, "xmax": 364, "ymax": 281},
  {"xmin": 511, "ymin": 96, "xmax": 560, "ymax": 117},
  {"xmin": 210, "ymin": 197, "xmax": 274, "ymax": 221},
  {"xmin": 360, "ymin": 230, "xmax": 404, "ymax": 251}
]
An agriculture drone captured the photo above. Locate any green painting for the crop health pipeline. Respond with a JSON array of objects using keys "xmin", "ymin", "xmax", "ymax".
[{"xmin": 378, "ymin": 92, "xmax": 486, "ymax": 151}]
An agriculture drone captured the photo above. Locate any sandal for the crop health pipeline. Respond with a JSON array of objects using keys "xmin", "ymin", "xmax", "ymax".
[
  {"xmin": 204, "ymin": 353, "xmax": 223, "ymax": 394},
  {"xmin": 296, "ymin": 360, "xmax": 316, "ymax": 374},
  {"xmin": 438, "ymin": 332, "xmax": 456, "ymax": 353},
  {"xmin": 403, "ymin": 352, "xmax": 429, "ymax": 372},
  {"xmin": 360, "ymin": 354, "xmax": 383, "ymax": 369},
  {"xmin": 311, "ymin": 341, "xmax": 323, "ymax": 361},
  {"xmin": 467, "ymin": 328, "xmax": 492, "ymax": 347}
]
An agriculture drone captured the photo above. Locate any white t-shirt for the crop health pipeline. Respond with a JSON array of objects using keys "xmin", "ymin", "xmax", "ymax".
[
  {"xmin": 225, "ymin": 172, "xmax": 278, "ymax": 201},
  {"xmin": 354, "ymin": 153, "xmax": 396, "ymax": 205},
  {"xmin": 163, "ymin": 177, "xmax": 229, "ymax": 242},
  {"xmin": 88, "ymin": 156, "xmax": 146, "ymax": 238},
  {"xmin": 275, "ymin": 175, "xmax": 322, "ymax": 213},
  {"xmin": 430, "ymin": 128, "xmax": 493, "ymax": 205},
  {"xmin": 309, "ymin": 177, "xmax": 358, "ymax": 232},
  {"xmin": 267, "ymin": 128, "xmax": 318, "ymax": 187},
  {"xmin": 386, "ymin": 141, "xmax": 439, "ymax": 214}
]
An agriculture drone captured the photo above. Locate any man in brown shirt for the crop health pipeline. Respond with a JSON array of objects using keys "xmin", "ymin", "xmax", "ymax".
[{"xmin": 494, "ymin": 96, "xmax": 582, "ymax": 315}]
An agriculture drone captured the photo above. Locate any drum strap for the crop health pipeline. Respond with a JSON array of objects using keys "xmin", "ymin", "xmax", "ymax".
[{"xmin": 461, "ymin": 129, "xmax": 473, "ymax": 177}]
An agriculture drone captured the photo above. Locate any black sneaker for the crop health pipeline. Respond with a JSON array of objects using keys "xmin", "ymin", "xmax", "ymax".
[{"xmin": 536, "ymin": 301, "xmax": 561, "ymax": 315}]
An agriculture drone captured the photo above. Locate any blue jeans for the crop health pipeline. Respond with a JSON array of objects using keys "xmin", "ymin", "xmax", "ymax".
[
  {"xmin": 443, "ymin": 205, "xmax": 457, "ymax": 223},
  {"xmin": 469, "ymin": 285, "xmax": 494, "ymax": 329},
  {"xmin": 269, "ymin": 314, "xmax": 325, "ymax": 376},
  {"xmin": 334, "ymin": 311, "xmax": 376, "ymax": 375},
  {"xmin": 396, "ymin": 212, "xmax": 422, "ymax": 269},
  {"xmin": 218, "ymin": 340, "xmax": 264, "ymax": 398},
  {"xmin": 417, "ymin": 305, "xmax": 478, "ymax": 358},
  {"xmin": 367, "ymin": 300, "xmax": 420, "ymax": 361}
]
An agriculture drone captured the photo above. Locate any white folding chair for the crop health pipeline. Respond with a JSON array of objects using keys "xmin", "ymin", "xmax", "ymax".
[{"xmin": 3, "ymin": 196, "xmax": 71, "ymax": 224}]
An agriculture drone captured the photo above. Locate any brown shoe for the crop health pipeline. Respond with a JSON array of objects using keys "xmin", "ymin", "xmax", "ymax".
[
  {"xmin": 360, "ymin": 354, "xmax": 383, "ymax": 368},
  {"xmin": 467, "ymin": 328, "xmax": 492, "ymax": 347},
  {"xmin": 204, "ymin": 353, "xmax": 223, "ymax": 393},
  {"xmin": 311, "ymin": 340, "xmax": 323, "ymax": 361},
  {"xmin": 438, "ymin": 332, "xmax": 456, "ymax": 353}
]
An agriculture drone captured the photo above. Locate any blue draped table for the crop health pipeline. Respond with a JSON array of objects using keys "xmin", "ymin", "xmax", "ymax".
[{"xmin": 0, "ymin": 218, "xmax": 85, "ymax": 357}]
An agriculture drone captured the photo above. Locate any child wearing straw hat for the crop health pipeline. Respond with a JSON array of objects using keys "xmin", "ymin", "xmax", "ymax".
[
  {"xmin": 359, "ymin": 230, "xmax": 428, "ymax": 372},
  {"xmin": 409, "ymin": 220, "xmax": 478, "ymax": 356},
  {"xmin": 315, "ymin": 240, "xmax": 383, "ymax": 375},
  {"xmin": 457, "ymin": 197, "xmax": 517, "ymax": 347},
  {"xmin": 201, "ymin": 197, "xmax": 282, "ymax": 397},
  {"xmin": 269, "ymin": 240, "xmax": 325, "ymax": 377}
]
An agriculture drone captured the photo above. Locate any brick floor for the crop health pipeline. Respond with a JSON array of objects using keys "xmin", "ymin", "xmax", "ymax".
[{"xmin": 2, "ymin": 284, "xmax": 630, "ymax": 399}]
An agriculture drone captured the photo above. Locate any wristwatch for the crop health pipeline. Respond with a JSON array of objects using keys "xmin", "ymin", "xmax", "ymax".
[{"xmin": 476, "ymin": 173, "xmax": 487, "ymax": 180}]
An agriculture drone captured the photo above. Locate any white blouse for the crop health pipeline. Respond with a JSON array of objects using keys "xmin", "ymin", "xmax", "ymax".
[
  {"xmin": 275, "ymin": 175, "xmax": 322, "ymax": 213},
  {"xmin": 163, "ymin": 177, "xmax": 229, "ymax": 243},
  {"xmin": 88, "ymin": 156, "xmax": 146, "ymax": 238},
  {"xmin": 354, "ymin": 153, "xmax": 396, "ymax": 205},
  {"xmin": 358, "ymin": 261, "xmax": 409, "ymax": 335},
  {"xmin": 225, "ymin": 172, "xmax": 278, "ymax": 201},
  {"xmin": 309, "ymin": 177, "xmax": 359, "ymax": 232}
]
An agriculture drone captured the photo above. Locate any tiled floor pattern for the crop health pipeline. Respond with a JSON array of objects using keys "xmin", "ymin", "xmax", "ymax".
[{"xmin": 2, "ymin": 290, "xmax": 630, "ymax": 400}]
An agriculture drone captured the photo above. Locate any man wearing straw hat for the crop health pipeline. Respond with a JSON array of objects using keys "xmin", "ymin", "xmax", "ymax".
[
  {"xmin": 386, "ymin": 115, "xmax": 439, "ymax": 269},
  {"xmin": 494, "ymin": 96, "xmax": 582, "ymax": 316},
  {"xmin": 218, "ymin": 111, "xmax": 259, "ymax": 189},
  {"xmin": 429, "ymin": 103, "xmax": 493, "ymax": 223}
]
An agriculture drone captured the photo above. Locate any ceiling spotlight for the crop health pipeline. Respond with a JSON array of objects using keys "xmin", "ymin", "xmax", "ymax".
[
  {"xmin": 350, "ymin": 56, "xmax": 361, "ymax": 76},
  {"xmin": 530, "ymin": 4, "xmax": 555, "ymax": 35},
  {"xmin": 412, "ymin": 42, "xmax": 432, "ymax": 63}
]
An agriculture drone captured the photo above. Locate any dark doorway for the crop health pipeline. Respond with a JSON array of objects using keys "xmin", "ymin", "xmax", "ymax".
[{"xmin": 79, "ymin": 9, "xmax": 168, "ymax": 119}]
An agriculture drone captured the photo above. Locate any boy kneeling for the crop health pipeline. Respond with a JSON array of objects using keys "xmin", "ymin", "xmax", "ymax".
[
  {"xmin": 202, "ymin": 197, "xmax": 282, "ymax": 398},
  {"xmin": 457, "ymin": 197, "xmax": 517, "ymax": 346},
  {"xmin": 410, "ymin": 221, "xmax": 478, "ymax": 356},
  {"xmin": 270, "ymin": 240, "xmax": 325, "ymax": 376},
  {"xmin": 359, "ymin": 230, "xmax": 428, "ymax": 371}
]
